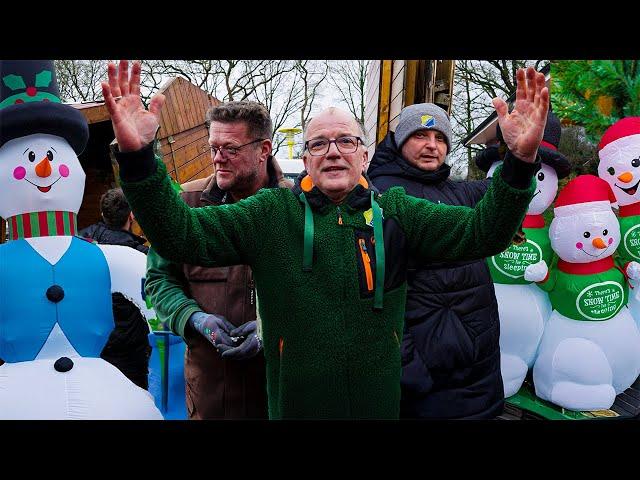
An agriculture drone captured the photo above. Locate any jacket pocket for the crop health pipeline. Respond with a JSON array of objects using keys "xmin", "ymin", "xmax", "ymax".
[{"xmin": 185, "ymin": 266, "xmax": 230, "ymax": 282}]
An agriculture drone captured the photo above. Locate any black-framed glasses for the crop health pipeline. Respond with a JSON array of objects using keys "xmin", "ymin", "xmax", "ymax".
[
  {"xmin": 304, "ymin": 136, "xmax": 363, "ymax": 156},
  {"xmin": 210, "ymin": 138, "xmax": 265, "ymax": 159}
]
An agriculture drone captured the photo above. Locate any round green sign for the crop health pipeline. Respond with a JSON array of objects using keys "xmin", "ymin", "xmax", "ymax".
[
  {"xmin": 576, "ymin": 281, "xmax": 625, "ymax": 321},
  {"xmin": 623, "ymin": 224, "xmax": 640, "ymax": 261},
  {"xmin": 491, "ymin": 239, "xmax": 543, "ymax": 279}
]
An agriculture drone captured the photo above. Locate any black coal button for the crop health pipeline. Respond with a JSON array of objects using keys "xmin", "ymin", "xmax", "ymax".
[
  {"xmin": 46, "ymin": 285, "xmax": 64, "ymax": 303},
  {"xmin": 54, "ymin": 357, "xmax": 73, "ymax": 372}
]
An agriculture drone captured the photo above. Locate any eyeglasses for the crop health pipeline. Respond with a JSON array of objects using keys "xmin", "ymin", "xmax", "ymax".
[
  {"xmin": 210, "ymin": 138, "xmax": 265, "ymax": 159},
  {"xmin": 304, "ymin": 136, "xmax": 362, "ymax": 156}
]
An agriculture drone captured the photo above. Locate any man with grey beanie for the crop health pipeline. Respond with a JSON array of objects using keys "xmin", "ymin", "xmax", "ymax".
[{"xmin": 368, "ymin": 102, "xmax": 503, "ymax": 419}]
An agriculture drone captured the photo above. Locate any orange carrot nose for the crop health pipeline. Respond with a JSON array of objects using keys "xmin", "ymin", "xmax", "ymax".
[
  {"xmin": 592, "ymin": 237, "xmax": 607, "ymax": 249},
  {"xmin": 618, "ymin": 171, "xmax": 633, "ymax": 183},
  {"xmin": 35, "ymin": 157, "xmax": 52, "ymax": 178}
]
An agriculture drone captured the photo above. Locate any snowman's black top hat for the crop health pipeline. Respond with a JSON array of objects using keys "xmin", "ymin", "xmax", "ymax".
[
  {"xmin": 0, "ymin": 60, "xmax": 89, "ymax": 154},
  {"xmin": 475, "ymin": 111, "xmax": 571, "ymax": 179}
]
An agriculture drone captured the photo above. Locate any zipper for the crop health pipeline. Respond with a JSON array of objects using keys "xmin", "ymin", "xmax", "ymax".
[
  {"xmin": 249, "ymin": 274, "xmax": 255, "ymax": 305},
  {"xmin": 337, "ymin": 206, "xmax": 343, "ymax": 225},
  {"xmin": 358, "ymin": 238, "xmax": 374, "ymax": 291},
  {"xmin": 393, "ymin": 329, "xmax": 400, "ymax": 347}
]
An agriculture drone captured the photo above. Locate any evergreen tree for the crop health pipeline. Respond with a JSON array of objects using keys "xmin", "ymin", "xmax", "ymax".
[{"xmin": 552, "ymin": 60, "xmax": 640, "ymax": 143}]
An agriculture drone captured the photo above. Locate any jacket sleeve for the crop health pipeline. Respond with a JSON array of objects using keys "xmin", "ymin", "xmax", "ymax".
[
  {"xmin": 116, "ymin": 143, "xmax": 277, "ymax": 268},
  {"xmin": 145, "ymin": 247, "xmax": 202, "ymax": 338},
  {"xmin": 390, "ymin": 153, "xmax": 536, "ymax": 264}
]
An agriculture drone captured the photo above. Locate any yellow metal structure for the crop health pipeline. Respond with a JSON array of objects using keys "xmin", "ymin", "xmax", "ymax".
[{"xmin": 278, "ymin": 127, "xmax": 303, "ymax": 160}]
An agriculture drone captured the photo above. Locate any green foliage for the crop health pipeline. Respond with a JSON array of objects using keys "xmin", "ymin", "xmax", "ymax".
[{"xmin": 552, "ymin": 60, "xmax": 640, "ymax": 143}]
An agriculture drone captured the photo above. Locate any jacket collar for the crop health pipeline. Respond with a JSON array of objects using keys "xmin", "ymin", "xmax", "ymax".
[{"xmin": 291, "ymin": 170, "xmax": 380, "ymax": 213}]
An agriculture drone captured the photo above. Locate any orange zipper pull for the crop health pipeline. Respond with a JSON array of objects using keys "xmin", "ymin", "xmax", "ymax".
[
  {"xmin": 337, "ymin": 206, "xmax": 343, "ymax": 225},
  {"xmin": 359, "ymin": 238, "xmax": 374, "ymax": 291}
]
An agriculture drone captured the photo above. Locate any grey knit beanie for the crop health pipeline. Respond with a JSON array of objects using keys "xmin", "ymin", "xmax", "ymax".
[{"xmin": 394, "ymin": 103, "xmax": 451, "ymax": 153}]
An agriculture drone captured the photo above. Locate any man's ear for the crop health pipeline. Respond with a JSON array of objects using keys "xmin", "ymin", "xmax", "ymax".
[
  {"xmin": 361, "ymin": 150, "xmax": 369, "ymax": 172},
  {"xmin": 260, "ymin": 139, "xmax": 272, "ymax": 163}
]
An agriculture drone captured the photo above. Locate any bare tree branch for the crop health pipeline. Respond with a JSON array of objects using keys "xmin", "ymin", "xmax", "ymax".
[{"xmin": 328, "ymin": 60, "xmax": 371, "ymax": 125}]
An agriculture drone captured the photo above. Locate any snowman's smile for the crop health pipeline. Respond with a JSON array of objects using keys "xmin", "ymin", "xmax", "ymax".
[
  {"xmin": 532, "ymin": 189, "xmax": 541, "ymax": 198},
  {"xmin": 615, "ymin": 179, "xmax": 640, "ymax": 196},
  {"xmin": 580, "ymin": 245, "xmax": 609, "ymax": 258},
  {"xmin": 24, "ymin": 176, "xmax": 62, "ymax": 193}
]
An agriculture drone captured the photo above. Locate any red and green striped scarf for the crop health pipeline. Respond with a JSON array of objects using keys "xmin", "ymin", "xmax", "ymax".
[{"xmin": 7, "ymin": 211, "xmax": 77, "ymax": 240}]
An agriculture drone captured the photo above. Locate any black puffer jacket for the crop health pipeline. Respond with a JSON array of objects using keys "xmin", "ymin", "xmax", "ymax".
[
  {"xmin": 368, "ymin": 132, "xmax": 503, "ymax": 419},
  {"xmin": 79, "ymin": 222, "xmax": 149, "ymax": 254}
]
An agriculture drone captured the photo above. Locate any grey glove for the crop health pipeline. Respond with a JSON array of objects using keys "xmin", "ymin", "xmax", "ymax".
[
  {"xmin": 221, "ymin": 321, "xmax": 262, "ymax": 360},
  {"xmin": 188, "ymin": 311, "xmax": 235, "ymax": 351}
]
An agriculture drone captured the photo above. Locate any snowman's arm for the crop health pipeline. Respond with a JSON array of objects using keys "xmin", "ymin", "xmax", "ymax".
[
  {"xmin": 98, "ymin": 244, "xmax": 153, "ymax": 320},
  {"xmin": 525, "ymin": 260, "xmax": 556, "ymax": 292},
  {"xmin": 534, "ymin": 274, "xmax": 556, "ymax": 292},
  {"xmin": 618, "ymin": 257, "xmax": 640, "ymax": 281}
]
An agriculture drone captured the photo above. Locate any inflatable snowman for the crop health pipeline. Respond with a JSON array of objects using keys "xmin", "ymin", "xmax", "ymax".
[
  {"xmin": 0, "ymin": 60, "xmax": 162, "ymax": 419},
  {"xmin": 597, "ymin": 117, "xmax": 640, "ymax": 328},
  {"xmin": 525, "ymin": 175, "xmax": 640, "ymax": 411},
  {"xmin": 474, "ymin": 112, "xmax": 571, "ymax": 397}
]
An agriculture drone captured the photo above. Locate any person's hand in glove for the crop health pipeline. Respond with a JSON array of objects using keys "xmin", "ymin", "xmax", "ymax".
[
  {"xmin": 221, "ymin": 320, "xmax": 262, "ymax": 360},
  {"xmin": 188, "ymin": 311, "xmax": 235, "ymax": 351}
]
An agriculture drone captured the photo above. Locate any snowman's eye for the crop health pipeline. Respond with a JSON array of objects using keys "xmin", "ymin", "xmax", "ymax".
[
  {"xmin": 583, "ymin": 231, "xmax": 591, "ymax": 238},
  {"xmin": 633, "ymin": 158, "xmax": 640, "ymax": 168},
  {"xmin": 603, "ymin": 229, "xmax": 608, "ymax": 235},
  {"xmin": 607, "ymin": 167, "xmax": 615, "ymax": 175},
  {"xmin": 537, "ymin": 171, "xmax": 545, "ymax": 181},
  {"xmin": 28, "ymin": 151, "xmax": 35, "ymax": 162},
  {"xmin": 46, "ymin": 150, "xmax": 54, "ymax": 161}
]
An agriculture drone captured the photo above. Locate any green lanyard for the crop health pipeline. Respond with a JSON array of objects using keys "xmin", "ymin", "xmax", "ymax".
[
  {"xmin": 299, "ymin": 191, "xmax": 386, "ymax": 310},
  {"xmin": 300, "ymin": 192, "xmax": 314, "ymax": 272},
  {"xmin": 371, "ymin": 191, "xmax": 385, "ymax": 311}
]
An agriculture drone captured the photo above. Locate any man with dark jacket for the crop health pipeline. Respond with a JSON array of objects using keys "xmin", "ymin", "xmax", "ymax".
[
  {"xmin": 145, "ymin": 101, "xmax": 293, "ymax": 419},
  {"xmin": 368, "ymin": 103, "xmax": 503, "ymax": 419},
  {"xmin": 79, "ymin": 187, "xmax": 149, "ymax": 254},
  {"xmin": 79, "ymin": 187, "xmax": 152, "ymax": 389}
]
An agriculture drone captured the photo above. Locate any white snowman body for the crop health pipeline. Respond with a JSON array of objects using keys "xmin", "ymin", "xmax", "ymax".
[
  {"xmin": 0, "ymin": 133, "xmax": 161, "ymax": 419},
  {"xmin": 486, "ymin": 161, "xmax": 556, "ymax": 397},
  {"xmin": 531, "ymin": 192, "xmax": 640, "ymax": 411},
  {"xmin": 598, "ymin": 127, "xmax": 640, "ymax": 329}
]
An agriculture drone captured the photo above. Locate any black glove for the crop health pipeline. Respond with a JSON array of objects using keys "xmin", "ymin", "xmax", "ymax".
[
  {"xmin": 188, "ymin": 312, "xmax": 235, "ymax": 351},
  {"xmin": 220, "ymin": 321, "xmax": 262, "ymax": 360}
]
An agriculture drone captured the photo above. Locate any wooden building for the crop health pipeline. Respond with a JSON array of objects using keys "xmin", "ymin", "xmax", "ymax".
[{"xmin": 364, "ymin": 60, "xmax": 456, "ymax": 161}]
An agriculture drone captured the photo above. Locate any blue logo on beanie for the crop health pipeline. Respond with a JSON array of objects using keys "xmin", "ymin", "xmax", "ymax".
[{"xmin": 420, "ymin": 115, "xmax": 435, "ymax": 128}]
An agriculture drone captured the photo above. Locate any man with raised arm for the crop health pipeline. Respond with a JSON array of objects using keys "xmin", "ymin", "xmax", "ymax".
[{"xmin": 103, "ymin": 60, "xmax": 547, "ymax": 419}]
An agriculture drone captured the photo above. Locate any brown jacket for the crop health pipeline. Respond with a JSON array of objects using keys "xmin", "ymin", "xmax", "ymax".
[{"xmin": 179, "ymin": 156, "xmax": 292, "ymax": 419}]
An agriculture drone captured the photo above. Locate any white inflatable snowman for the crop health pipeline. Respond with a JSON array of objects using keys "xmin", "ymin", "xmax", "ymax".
[
  {"xmin": 525, "ymin": 175, "xmax": 640, "ymax": 411},
  {"xmin": 474, "ymin": 113, "xmax": 570, "ymax": 397},
  {"xmin": 597, "ymin": 117, "xmax": 640, "ymax": 328},
  {"xmin": 0, "ymin": 60, "xmax": 162, "ymax": 419}
]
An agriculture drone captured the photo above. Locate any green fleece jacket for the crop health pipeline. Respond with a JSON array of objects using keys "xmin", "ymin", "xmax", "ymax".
[{"xmin": 119, "ymin": 143, "xmax": 535, "ymax": 419}]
